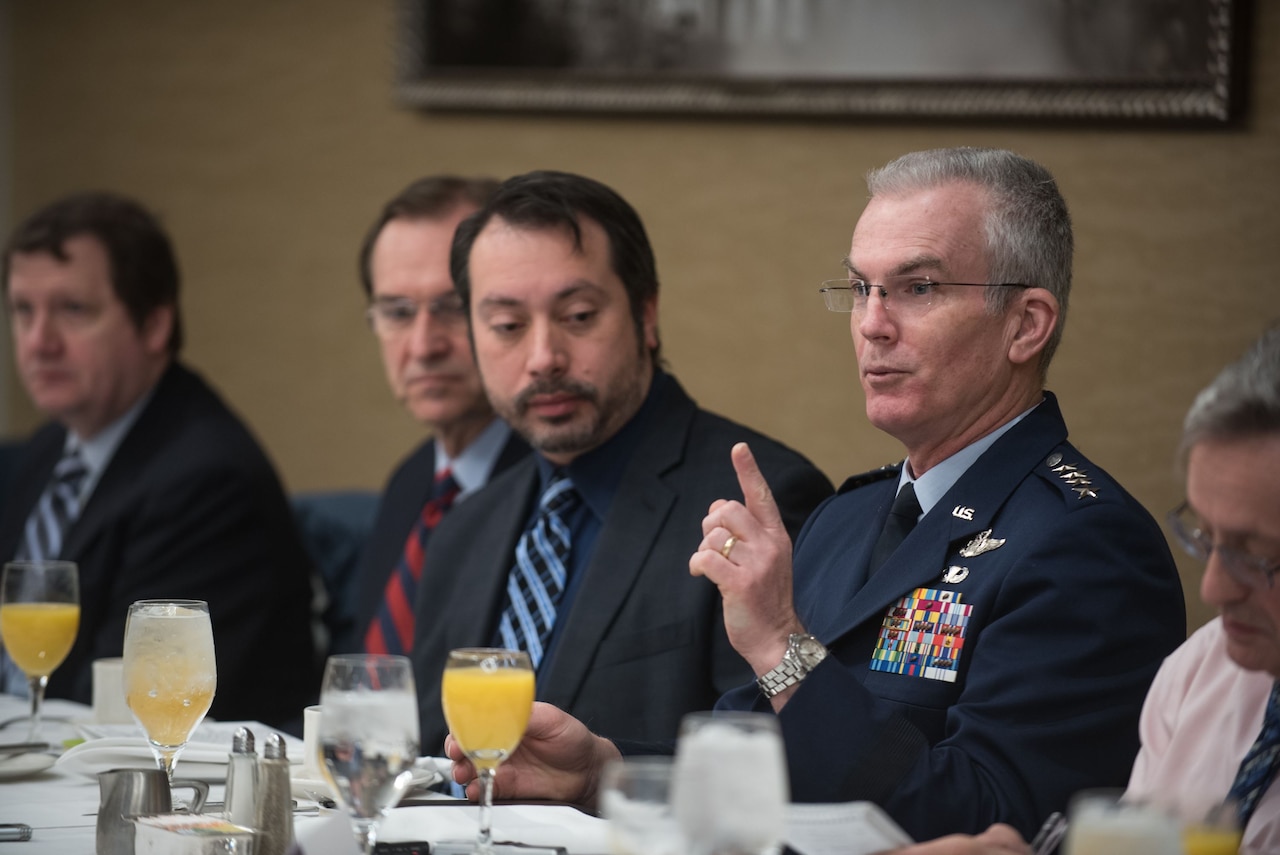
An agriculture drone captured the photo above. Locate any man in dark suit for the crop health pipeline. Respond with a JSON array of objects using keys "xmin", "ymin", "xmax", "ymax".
[
  {"xmin": 446, "ymin": 149, "xmax": 1187, "ymax": 842},
  {"xmin": 0, "ymin": 192, "xmax": 317, "ymax": 728},
  {"xmin": 411, "ymin": 170, "xmax": 833, "ymax": 752},
  {"xmin": 351, "ymin": 177, "xmax": 529, "ymax": 656}
]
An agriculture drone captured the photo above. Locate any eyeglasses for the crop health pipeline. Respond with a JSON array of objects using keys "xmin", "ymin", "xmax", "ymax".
[
  {"xmin": 819, "ymin": 276, "xmax": 1030, "ymax": 317},
  {"xmin": 1167, "ymin": 501, "xmax": 1280, "ymax": 590},
  {"xmin": 365, "ymin": 295, "xmax": 467, "ymax": 337}
]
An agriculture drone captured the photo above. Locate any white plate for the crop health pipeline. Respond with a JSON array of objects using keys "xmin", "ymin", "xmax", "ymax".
[
  {"xmin": 292, "ymin": 758, "xmax": 448, "ymax": 802},
  {"xmin": 0, "ymin": 751, "xmax": 57, "ymax": 780}
]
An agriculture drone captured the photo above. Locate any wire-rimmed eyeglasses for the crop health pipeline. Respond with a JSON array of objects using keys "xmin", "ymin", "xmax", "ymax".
[
  {"xmin": 819, "ymin": 276, "xmax": 1030, "ymax": 317},
  {"xmin": 1167, "ymin": 501, "xmax": 1280, "ymax": 590},
  {"xmin": 365, "ymin": 294, "xmax": 467, "ymax": 337}
]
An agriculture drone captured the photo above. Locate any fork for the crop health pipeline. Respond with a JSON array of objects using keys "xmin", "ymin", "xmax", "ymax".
[{"xmin": 1029, "ymin": 811, "xmax": 1068, "ymax": 855}]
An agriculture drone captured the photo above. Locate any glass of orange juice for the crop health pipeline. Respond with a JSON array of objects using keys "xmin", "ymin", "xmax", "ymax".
[
  {"xmin": 122, "ymin": 600, "xmax": 216, "ymax": 784},
  {"xmin": 0, "ymin": 560, "xmax": 80, "ymax": 741},
  {"xmin": 441, "ymin": 648, "xmax": 534, "ymax": 853},
  {"xmin": 1182, "ymin": 801, "xmax": 1243, "ymax": 855}
]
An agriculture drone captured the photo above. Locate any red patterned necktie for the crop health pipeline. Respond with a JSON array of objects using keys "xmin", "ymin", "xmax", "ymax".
[{"xmin": 365, "ymin": 469, "xmax": 460, "ymax": 655}]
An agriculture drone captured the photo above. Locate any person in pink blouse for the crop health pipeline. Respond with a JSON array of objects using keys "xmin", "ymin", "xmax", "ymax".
[{"xmin": 890, "ymin": 324, "xmax": 1280, "ymax": 854}]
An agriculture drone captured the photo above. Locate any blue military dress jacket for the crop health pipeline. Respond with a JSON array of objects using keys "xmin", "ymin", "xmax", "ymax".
[{"xmin": 719, "ymin": 393, "xmax": 1186, "ymax": 841}]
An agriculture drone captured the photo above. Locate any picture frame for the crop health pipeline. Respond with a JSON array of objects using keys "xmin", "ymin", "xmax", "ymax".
[{"xmin": 393, "ymin": 0, "xmax": 1249, "ymax": 125}]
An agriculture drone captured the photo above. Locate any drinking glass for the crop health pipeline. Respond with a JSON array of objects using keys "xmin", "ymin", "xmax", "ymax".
[
  {"xmin": 318, "ymin": 654, "xmax": 420, "ymax": 855},
  {"xmin": 0, "ymin": 560, "xmax": 79, "ymax": 741},
  {"xmin": 441, "ymin": 648, "xmax": 535, "ymax": 854},
  {"xmin": 673, "ymin": 710, "xmax": 788, "ymax": 855},
  {"xmin": 1181, "ymin": 800, "xmax": 1243, "ymax": 855},
  {"xmin": 122, "ymin": 599, "xmax": 216, "ymax": 784},
  {"xmin": 600, "ymin": 756, "xmax": 685, "ymax": 855},
  {"xmin": 1062, "ymin": 789, "xmax": 1182, "ymax": 855}
]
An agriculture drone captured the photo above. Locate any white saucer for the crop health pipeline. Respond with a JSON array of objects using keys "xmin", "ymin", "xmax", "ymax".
[
  {"xmin": 292, "ymin": 759, "xmax": 446, "ymax": 802},
  {"xmin": 0, "ymin": 752, "xmax": 56, "ymax": 780}
]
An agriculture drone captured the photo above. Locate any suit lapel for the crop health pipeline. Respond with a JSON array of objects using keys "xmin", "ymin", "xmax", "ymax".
[
  {"xmin": 442, "ymin": 461, "xmax": 540, "ymax": 652},
  {"xmin": 535, "ymin": 382, "xmax": 693, "ymax": 705}
]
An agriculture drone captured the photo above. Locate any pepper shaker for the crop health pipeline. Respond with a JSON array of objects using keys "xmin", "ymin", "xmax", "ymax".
[{"xmin": 255, "ymin": 732, "xmax": 295, "ymax": 855}]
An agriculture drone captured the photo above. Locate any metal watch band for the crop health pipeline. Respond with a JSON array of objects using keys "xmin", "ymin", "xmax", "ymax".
[
  {"xmin": 756, "ymin": 633, "xmax": 827, "ymax": 698},
  {"xmin": 756, "ymin": 654, "xmax": 808, "ymax": 698}
]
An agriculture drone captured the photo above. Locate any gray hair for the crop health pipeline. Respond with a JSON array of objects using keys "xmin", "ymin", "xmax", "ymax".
[
  {"xmin": 865, "ymin": 147, "xmax": 1073, "ymax": 375},
  {"xmin": 1181, "ymin": 326, "xmax": 1280, "ymax": 454}
]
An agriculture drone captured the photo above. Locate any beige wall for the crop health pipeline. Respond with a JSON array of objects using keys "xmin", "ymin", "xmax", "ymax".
[{"xmin": 8, "ymin": 1, "xmax": 1280, "ymax": 631}]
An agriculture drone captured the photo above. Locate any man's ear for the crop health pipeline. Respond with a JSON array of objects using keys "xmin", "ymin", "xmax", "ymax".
[
  {"xmin": 141, "ymin": 304, "xmax": 174, "ymax": 356},
  {"xmin": 1008, "ymin": 288, "xmax": 1059, "ymax": 367}
]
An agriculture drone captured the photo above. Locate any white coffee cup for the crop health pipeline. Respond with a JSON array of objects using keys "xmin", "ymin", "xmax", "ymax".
[
  {"xmin": 92, "ymin": 657, "xmax": 132, "ymax": 724},
  {"xmin": 301, "ymin": 704, "xmax": 323, "ymax": 778}
]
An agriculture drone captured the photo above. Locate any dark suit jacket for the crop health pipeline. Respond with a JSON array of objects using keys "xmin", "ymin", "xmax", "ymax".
[
  {"xmin": 411, "ymin": 376, "xmax": 834, "ymax": 753},
  {"xmin": 0, "ymin": 362, "xmax": 318, "ymax": 728},
  {"xmin": 352, "ymin": 431, "xmax": 530, "ymax": 648},
  {"xmin": 719, "ymin": 393, "xmax": 1186, "ymax": 841}
]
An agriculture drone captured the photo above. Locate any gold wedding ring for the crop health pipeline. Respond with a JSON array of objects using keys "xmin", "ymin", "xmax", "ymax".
[{"xmin": 720, "ymin": 534, "xmax": 738, "ymax": 560}]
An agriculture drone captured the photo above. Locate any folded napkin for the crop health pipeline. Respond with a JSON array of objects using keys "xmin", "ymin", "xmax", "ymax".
[{"xmin": 57, "ymin": 722, "xmax": 304, "ymax": 782}]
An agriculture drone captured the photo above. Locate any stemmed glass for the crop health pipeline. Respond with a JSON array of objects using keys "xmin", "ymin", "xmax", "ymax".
[
  {"xmin": 0, "ymin": 560, "xmax": 80, "ymax": 741},
  {"xmin": 121, "ymin": 599, "xmax": 216, "ymax": 784},
  {"xmin": 318, "ymin": 654, "xmax": 420, "ymax": 855},
  {"xmin": 672, "ymin": 711, "xmax": 789, "ymax": 855},
  {"xmin": 441, "ymin": 648, "xmax": 535, "ymax": 854}
]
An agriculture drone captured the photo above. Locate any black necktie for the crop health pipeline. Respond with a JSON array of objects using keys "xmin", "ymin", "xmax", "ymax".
[
  {"xmin": 17, "ymin": 447, "xmax": 89, "ymax": 561},
  {"xmin": 869, "ymin": 482, "xmax": 922, "ymax": 574}
]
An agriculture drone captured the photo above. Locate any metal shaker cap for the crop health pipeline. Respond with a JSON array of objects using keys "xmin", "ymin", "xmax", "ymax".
[
  {"xmin": 264, "ymin": 732, "xmax": 288, "ymax": 760},
  {"xmin": 232, "ymin": 726, "xmax": 255, "ymax": 754}
]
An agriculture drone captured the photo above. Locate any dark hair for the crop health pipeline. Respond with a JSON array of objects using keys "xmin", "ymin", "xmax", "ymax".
[
  {"xmin": 3, "ymin": 191, "xmax": 183, "ymax": 354},
  {"xmin": 450, "ymin": 170, "xmax": 662, "ymax": 362},
  {"xmin": 358, "ymin": 175, "xmax": 500, "ymax": 299}
]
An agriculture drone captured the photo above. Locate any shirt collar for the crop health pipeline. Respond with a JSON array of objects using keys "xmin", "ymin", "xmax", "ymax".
[
  {"xmin": 435, "ymin": 418, "xmax": 513, "ymax": 500},
  {"xmin": 898, "ymin": 399, "xmax": 1041, "ymax": 516},
  {"xmin": 65, "ymin": 386, "xmax": 155, "ymax": 499}
]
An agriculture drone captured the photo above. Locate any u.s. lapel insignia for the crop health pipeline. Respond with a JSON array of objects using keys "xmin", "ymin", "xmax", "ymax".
[
  {"xmin": 941, "ymin": 565, "xmax": 969, "ymax": 584},
  {"xmin": 959, "ymin": 529, "xmax": 1005, "ymax": 558},
  {"xmin": 1047, "ymin": 455, "xmax": 1100, "ymax": 500}
]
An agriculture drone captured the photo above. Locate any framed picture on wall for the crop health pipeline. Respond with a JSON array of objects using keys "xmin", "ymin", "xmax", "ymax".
[{"xmin": 393, "ymin": 0, "xmax": 1248, "ymax": 124}]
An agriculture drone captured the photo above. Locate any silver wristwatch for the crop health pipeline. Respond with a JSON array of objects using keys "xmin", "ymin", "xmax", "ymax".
[{"xmin": 756, "ymin": 633, "xmax": 828, "ymax": 698}]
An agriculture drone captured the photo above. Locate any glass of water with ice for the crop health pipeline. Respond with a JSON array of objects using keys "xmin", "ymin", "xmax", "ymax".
[{"xmin": 673, "ymin": 711, "xmax": 788, "ymax": 855}]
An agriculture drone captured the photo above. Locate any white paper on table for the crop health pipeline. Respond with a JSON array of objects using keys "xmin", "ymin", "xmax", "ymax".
[
  {"xmin": 295, "ymin": 804, "xmax": 609, "ymax": 855},
  {"xmin": 784, "ymin": 802, "xmax": 915, "ymax": 855}
]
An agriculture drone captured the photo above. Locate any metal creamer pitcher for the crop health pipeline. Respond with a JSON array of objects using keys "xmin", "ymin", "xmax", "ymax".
[{"xmin": 96, "ymin": 767, "xmax": 208, "ymax": 855}]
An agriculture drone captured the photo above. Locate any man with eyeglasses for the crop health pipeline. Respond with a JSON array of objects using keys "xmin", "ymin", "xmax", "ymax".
[
  {"xmin": 352, "ymin": 176, "xmax": 531, "ymax": 658},
  {"xmin": 445, "ymin": 148, "xmax": 1186, "ymax": 842}
]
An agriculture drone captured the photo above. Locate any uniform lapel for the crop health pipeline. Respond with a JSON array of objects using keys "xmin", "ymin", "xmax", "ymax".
[{"xmin": 820, "ymin": 395, "xmax": 1070, "ymax": 643}]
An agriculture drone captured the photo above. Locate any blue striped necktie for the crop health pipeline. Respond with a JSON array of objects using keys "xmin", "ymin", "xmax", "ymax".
[
  {"xmin": 18, "ymin": 447, "xmax": 89, "ymax": 561},
  {"xmin": 496, "ymin": 470, "xmax": 579, "ymax": 669},
  {"xmin": 1228, "ymin": 681, "xmax": 1280, "ymax": 825}
]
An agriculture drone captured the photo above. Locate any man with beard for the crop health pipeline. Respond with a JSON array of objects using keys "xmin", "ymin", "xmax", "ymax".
[{"xmin": 409, "ymin": 170, "xmax": 833, "ymax": 752}]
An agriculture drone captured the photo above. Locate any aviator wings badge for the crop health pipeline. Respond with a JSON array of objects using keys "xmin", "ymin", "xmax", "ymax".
[{"xmin": 959, "ymin": 529, "xmax": 1005, "ymax": 558}]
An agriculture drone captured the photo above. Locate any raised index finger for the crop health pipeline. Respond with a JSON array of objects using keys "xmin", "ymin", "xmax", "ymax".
[{"xmin": 732, "ymin": 442, "xmax": 784, "ymax": 530}]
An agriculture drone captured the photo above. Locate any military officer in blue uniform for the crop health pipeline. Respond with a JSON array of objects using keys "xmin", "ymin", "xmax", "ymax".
[{"xmin": 444, "ymin": 147, "xmax": 1187, "ymax": 843}]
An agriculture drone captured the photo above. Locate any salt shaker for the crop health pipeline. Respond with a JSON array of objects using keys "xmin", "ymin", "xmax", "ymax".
[
  {"xmin": 255, "ymin": 732, "xmax": 295, "ymax": 855},
  {"xmin": 223, "ymin": 727, "xmax": 258, "ymax": 828}
]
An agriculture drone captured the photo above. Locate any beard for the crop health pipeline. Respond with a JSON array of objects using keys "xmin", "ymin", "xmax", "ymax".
[{"xmin": 499, "ymin": 364, "xmax": 649, "ymax": 459}]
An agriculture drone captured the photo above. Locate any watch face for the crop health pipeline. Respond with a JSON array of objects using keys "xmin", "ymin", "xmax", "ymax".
[{"xmin": 793, "ymin": 635, "xmax": 826, "ymax": 667}]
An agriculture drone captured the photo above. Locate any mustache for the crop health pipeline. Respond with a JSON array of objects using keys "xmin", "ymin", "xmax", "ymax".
[{"xmin": 514, "ymin": 378, "xmax": 598, "ymax": 414}]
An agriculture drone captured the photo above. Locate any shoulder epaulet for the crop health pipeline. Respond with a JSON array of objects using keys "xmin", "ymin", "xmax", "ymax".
[
  {"xmin": 837, "ymin": 463, "xmax": 900, "ymax": 494},
  {"xmin": 1038, "ymin": 450, "xmax": 1101, "ymax": 502}
]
